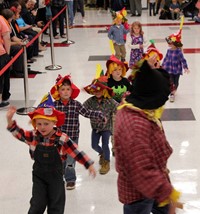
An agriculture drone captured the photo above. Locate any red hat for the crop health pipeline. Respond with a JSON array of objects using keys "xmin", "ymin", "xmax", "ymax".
[
  {"xmin": 144, "ymin": 41, "xmax": 163, "ymax": 61},
  {"xmin": 106, "ymin": 55, "xmax": 129, "ymax": 77},
  {"xmin": 28, "ymin": 107, "xmax": 65, "ymax": 128},
  {"xmin": 166, "ymin": 29, "xmax": 183, "ymax": 47},
  {"xmin": 50, "ymin": 75, "xmax": 80, "ymax": 100},
  {"xmin": 84, "ymin": 65, "xmax": 114, "ymax": 98}
]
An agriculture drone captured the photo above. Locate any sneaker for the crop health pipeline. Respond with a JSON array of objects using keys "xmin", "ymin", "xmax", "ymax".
[
  {"xmin": 0, "ymin": 101, "xmax": 10, "ymax": 110},
  {"xmin": 169, "ymin": 94, "xmax": 175, "ymax": 102},
  {"xmin": 82, "ymin": 19, "xmax": 86, "ymax": 23},
  {"xmin": 99, "ymin": 160, "xmax": 110, "ymax": 175},
  {"xmin": 66, "ymin": 182, "xmax": 76, "ymax": 190}
]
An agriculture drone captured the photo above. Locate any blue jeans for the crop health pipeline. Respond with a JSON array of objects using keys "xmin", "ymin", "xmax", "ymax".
[
  {"xmin": 66, "ymin": 1, "xmax": 74, "ymax": 26},
  {"xmin": 64, "ymin": 138, "xmax": 78, "ymax": 183},
  {"xmin": 123, "ymin": 199, "xmax": 169, "ymax": 214},
  {"xmin": 91, "ymin": 130, "xmax": 111, "ymax": 161}
]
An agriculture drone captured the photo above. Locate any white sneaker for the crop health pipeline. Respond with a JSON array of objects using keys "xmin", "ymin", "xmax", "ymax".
[
  {"xmin": 82, "ymin": 19, "xmax": 86, "ymax": 23},
  {"xmin": 73, "ymin": 20, "xmax": 75, "ymax": 24},
  {"xmin": 169, "ymin": 94, "xmax": 175, "ymax": 102}
]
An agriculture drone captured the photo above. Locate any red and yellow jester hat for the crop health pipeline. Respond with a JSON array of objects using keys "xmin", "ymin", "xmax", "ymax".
[
  {"xmin": 50, "ymin": 74, "xmax": 80, "ymax": 100},
  {"xmin": 144, "ymin": 40, "xmax": 163, "ymax": 61},
  {"xmin": 84, "ymin": 64, "xmax": 114, "ymax": 98},
  {"xmin": 106, "ymin": 55, "xmax": 129, "ymax": 78},
  {"xmin": 28, "ymin": 107, "xmax": 65, "ymax": 128},
  {"xmin": 165, "ymin": 16, "xmax": 184, "ymax": 48}
]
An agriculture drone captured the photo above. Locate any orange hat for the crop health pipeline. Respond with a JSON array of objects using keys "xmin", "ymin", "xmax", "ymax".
[
  {"xmin": 28, "ymin": 107, "xmax": 65, "ymax": 128},
  {"xmin": 144, "ymin": 41, "xmax": 163, "ymax": 61},
  {"xmin": 84, "ymin": 64, "xmax": 114, "ymax": 98},
  {"xmin": 50, "ymin": 75, "xmax": 80, "ymax": 100},
  {"xmin": 106, "ymin": 55, "xmax": 129, "ymax": 77}
]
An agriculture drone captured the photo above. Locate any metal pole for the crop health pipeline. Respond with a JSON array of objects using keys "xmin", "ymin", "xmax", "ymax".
[
  {"xmin": 45, "ymin": 18, "xmax": 62, "ymax": 70},
  {"xmin": 62, "ymin": 4, "xmax": 75, "ymax": 45},
  {"xmin": 16, "ymin": 44, "xmax": 35, "ymax": 115}
]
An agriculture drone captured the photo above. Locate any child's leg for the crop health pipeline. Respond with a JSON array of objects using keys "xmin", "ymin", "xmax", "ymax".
[
  {"xmin": 113, "ymin": 44, "xmax": 121, "ymax": 60},
  {"xmin": 28, "ymin": 174, "xmax": 47, "ymax": 213},
  {"xmin": 149, "ymin": 3, "xmax": 152, "ymax": 16},
  {"xmin": 64, "ymin": 138, "xmax": 78, "ymax": 190},
  {"xmin": 91, "ymin": 129, "xmax": 103, "ymax": 154},
  {"xmin": 152, "ymin": 3, "xmax": 156, "ymax": 15},
  {"xmin": 99, "ymin": 130, "xmax": 111, "ymax": 175},
  {"xmin": 121, "ymin": 44, "xmax": 126, "ymax": 62}
]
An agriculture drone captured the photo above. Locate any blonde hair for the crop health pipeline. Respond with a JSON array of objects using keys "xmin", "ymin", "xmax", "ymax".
[
  {"xmin": 130, "ymin": 21, "xmax": 144, "ymax": 36},
  {"xmin": 107, "ymin": 62, "xmax": 126, "ymax": 78}
]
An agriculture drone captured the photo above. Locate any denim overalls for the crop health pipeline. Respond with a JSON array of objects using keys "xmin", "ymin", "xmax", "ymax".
[{"xmin": 28, "ymin": 137, "xmax": 65, "ymax": 214}]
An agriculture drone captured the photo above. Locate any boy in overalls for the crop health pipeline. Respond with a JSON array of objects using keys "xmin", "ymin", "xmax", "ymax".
[{"xmin": 6, "ymin": 106, "xmax": 96, "ymax": 214}]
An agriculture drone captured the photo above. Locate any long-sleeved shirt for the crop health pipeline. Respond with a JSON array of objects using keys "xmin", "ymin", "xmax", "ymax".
[
  {"xmin": 162, "ymin": 48, "xmax": 188, "ymax": 75},
  {"xmin": 54, "ymin": 98, "xmax": 104, "ymax": 140},
  {"xmin": 7, "ymin": 121, "xmax": 93, "ymax": 169},
  {"xmin": 83, "ymin": 96, "xmax": 118, "ymax": 132},
  {"xmin": 114, "ymin": 103, "xmax": 173, "ymax": 204},
  {"xmin": 108, "ymin": 24, "xmax": 129, "ymax": 45}
]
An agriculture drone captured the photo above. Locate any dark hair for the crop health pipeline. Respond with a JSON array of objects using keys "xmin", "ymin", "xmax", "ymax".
[
  {"xmin": 61, "ymin": 79, "xmax": 71, "ymax": 86},
  {"xmin": 0, "ymin": 9, "xmax": 14, "ymax": 20}
]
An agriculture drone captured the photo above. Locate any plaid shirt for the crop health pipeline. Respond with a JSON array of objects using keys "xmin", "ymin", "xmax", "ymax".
[
  {"xmin": 162, "ymin": 48, "xmax": 188, "ymax": 75},
  {"xmin": 114, "ymin": 105, "xmax": 173, "ymax": 204},
  {"xmin": 54, "ymin": 99, "xmax": 104, "ymax": 140},
  {"xmin": 7, "ymin": 121, "xmax": 93, "ymax": 169},
  {"xmin": 83, "ymin": 96, "xmax": 119, "ymax": 132}
]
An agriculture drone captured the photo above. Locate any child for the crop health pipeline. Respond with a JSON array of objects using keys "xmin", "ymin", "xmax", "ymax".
[
  {"xmin": 106, "ymin": 55, "xmax": 131, "ymax": 103},
  {"xmin": 162, "ymin": 17, "xmax": 190, "ymax": 102},
  {"xmin": 83, "ymin": 68, "xmax": 118, "ymax": 175},
  {"xmin": 106, "ymin": 55, "xmax": 131, "ymax": 156},
  {"xmin": 50, "ymin": 74, "xmax": 105, "ymax": 190},
  {"xmin": 169, "ymin": 0, "xmax": 181, "ymax": 20},
  {"xmin": 126, "ymin": 21, "xmax": 147, "ymax": 69},
  {"xmin": 108, "ymin": 12, "xmax": 129, "ymax": 62},
  {"xmin": 6, "ymin": 105, "xmax": 96, "ymax": 213},
  {"xmin": 194, "ymin": 0, "xmax": 200, "ymax": 23}
]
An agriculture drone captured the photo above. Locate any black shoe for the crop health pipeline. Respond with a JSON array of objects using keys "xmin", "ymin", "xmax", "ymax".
[
  {"xmin": 0, "ymin": 101, "xmax": 10, "ymax": 109},
  {"xmin": 33, "ymin": 54, "xmax": 44, "ymax": 58},
  {"xmin": 136, "ymin": 14, "xmax": 141, "ymax": 16},
  {"xmin": 131, "ymin": 14, "xmax": 136, "ymax": 17},
  {"xmin": 28, "ymin": 69, "xmax": 42, "ymax": 74}
]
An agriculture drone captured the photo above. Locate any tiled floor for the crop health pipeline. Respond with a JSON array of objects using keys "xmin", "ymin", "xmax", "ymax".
[{"xmin": 1, "ymin": 8, "xmax": 200, "ymax": 214}]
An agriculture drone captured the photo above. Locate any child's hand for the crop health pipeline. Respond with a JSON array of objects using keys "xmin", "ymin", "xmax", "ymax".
[
  {"xmin": 88, "ymin": 164, "xmax": 96, "ymax": 178},
  {"xmin": 6, "ymin": 106, "xmax": 17, "ymax": 127},
  {"xmin": 184, "ymin": 68, "xmax": 190, "ymax": 74}
]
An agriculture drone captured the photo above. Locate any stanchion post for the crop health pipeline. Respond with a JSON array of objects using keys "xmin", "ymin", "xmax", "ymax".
[
  {"xmin": 62, "ymin": 5, "xmax": 75, "ymax": 45},
  {"xmin": 16, "ymin": 44, "xmax": 35, "ymax": 115},
  {"xmin": 45, "ymin": 18, "xmax": 62, "ymax": 70}
]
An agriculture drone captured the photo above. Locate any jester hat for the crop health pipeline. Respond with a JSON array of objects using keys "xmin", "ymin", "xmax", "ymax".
[
  {"xmin": 165, "ymin": 16, "xmax": 184, "ymax": 48},
  {"xmin": 106, "ymin": 55, "xmax": 129, "ymax": 77},
  {"xmin": 144, "ymin": 40, "xmax": 163, "ymax": 61},
  {"xmin": 50, "ymin": 74, "xmax": 80, "ymax": 100},
  {"xmin": 84, "ymin": 64, "xmax": 114, "ymax": 98},
  {"xmin": 111, "ymin": 7, "xmax": 128, "ymax": 23}
]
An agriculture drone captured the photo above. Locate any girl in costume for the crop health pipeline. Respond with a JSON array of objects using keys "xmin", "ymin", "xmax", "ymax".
[
  {"xmin": 162, "ymin": 16, "xmax": 190, "ymax": 102},
  {"xmin": 83, "ymin": 65, "xmax": 118, "ymax": 174},
  {"xmin": 126, "ymin": 21, "xmax": 147, "ymax": 69}
]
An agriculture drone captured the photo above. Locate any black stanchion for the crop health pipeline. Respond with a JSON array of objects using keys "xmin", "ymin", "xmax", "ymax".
[
  {"xmin": 62, "ymin": 5, "xmax": 75, "ymax": 45},
  {"xmin": 16, "ymin": 44, "xmax": 35, "ymax": 115},
  {"xmin": 45, "ymin": 18, "xmax": 62, "ymax": 70}
]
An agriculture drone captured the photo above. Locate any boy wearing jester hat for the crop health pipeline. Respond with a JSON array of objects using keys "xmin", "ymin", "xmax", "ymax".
[
  {"xmin": 49, "ymin": 75, "xmax": 106, "ymax": 190},
  {"xmin": 83, "ymin": 65, "xmax": 118, "ymax": 175},
  {"xmin": 108, "ymin": 9, "xmax": 129, "ymax": 62},
  {"xmin": 6, "ymin": 102, "xmax": 96, "ymax": 213},
  {"xmin": 162, "ymin": 16, "xmax": 190, "ymax": 102}
]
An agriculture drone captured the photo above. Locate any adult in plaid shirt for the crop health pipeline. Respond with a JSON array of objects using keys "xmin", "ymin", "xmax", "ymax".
[
  {"xmin": 50, "ymin": 74, "xmax": 105, "ymax": 190},
  {"xmin": 114, "ymin": 54, "xmax": 182, "ymax": 214}
]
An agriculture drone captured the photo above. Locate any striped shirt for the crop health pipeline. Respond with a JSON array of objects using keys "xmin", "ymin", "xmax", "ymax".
[{"xmin": 7, "ymin": 121, "xmax": 94, "ymax": 169}]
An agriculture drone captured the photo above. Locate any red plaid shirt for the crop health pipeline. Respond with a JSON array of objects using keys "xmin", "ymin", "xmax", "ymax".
[
  {"xmin": 7, "ymin": 121, "xmax": 94, "ymax": 169},
  {"xmin": 114, "ymin": 105, "xmax": 173, "ymax": 204}
]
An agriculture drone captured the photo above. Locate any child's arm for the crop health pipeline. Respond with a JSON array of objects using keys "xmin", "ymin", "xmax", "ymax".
[
  {"xmin": 179, "ymin": 50, "xmax": 190, "ymax": 73},
  {"xmin": 126, "ymin": 33, "xmax": 141, "ymax": 49},
  {"xmin": 7, "ymin": 106, "xmax": 16, "ymax": 128}
]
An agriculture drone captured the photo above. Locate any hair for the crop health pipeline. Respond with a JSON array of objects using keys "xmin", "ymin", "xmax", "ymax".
[
  {"xmin": 130, "ymin": 21, "xmax": 144, "ymax": 36},
  {"xmin": 0, "ymin": 9, "xmax": 14, "ymax": 20},
  {"xmin": 10, "ymin": 1, "xmax": 21, "ymax": 11},
  {"xmin": 107, "ymin": 62, "xmax": 126, "ymax": 78},
  {"xmin": 61, "ymin": 79, "xmax": 71, "ymax": 86}
]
